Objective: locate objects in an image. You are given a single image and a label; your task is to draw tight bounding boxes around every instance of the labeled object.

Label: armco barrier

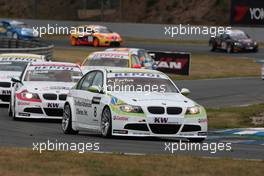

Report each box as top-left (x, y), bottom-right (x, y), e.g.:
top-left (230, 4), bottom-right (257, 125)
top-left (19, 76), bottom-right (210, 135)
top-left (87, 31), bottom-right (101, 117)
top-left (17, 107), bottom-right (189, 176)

top-left (0, 38), bottom-right (54, 60)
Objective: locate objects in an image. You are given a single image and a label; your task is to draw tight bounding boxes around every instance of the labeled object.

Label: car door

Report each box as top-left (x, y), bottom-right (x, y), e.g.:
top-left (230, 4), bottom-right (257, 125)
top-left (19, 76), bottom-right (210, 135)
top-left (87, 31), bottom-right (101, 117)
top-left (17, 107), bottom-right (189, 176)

top-left (88, 71), bottom-right (104, 126)
top-left (71, 71), bottom-right (97, 127)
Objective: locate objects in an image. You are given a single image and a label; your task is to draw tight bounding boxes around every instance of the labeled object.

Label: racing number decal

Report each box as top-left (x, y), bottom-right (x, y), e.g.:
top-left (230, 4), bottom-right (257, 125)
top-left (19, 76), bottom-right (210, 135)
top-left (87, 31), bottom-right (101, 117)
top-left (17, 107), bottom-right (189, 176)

top-left (94, 107), bottom-right (97, 117)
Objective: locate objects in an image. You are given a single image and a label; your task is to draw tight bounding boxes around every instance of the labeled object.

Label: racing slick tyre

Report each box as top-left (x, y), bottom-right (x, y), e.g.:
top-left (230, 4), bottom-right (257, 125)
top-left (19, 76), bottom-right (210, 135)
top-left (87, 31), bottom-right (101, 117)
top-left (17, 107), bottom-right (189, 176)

top-left (100, 107), bottom-right (112, 137)
top-left (226, 44), bottom-right (233, 53)
top-left (70, 37), bottom-right (78, 46)
top-left (187, 138), bottom-right (205, 143)
top-left (93, 38), bottom-right (100, 47)
top-left (62, 104), bottom-right (79, 134)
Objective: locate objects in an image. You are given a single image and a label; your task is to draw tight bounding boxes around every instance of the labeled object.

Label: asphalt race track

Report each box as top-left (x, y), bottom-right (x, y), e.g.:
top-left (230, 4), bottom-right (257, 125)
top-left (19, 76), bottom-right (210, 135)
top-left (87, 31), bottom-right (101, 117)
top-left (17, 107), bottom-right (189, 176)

top-left (49, 38), bottom-right (264, 60)
top-left (0, 104), bottom-right (264, 160)
top-left (1, 37), bottom-right (263, 160)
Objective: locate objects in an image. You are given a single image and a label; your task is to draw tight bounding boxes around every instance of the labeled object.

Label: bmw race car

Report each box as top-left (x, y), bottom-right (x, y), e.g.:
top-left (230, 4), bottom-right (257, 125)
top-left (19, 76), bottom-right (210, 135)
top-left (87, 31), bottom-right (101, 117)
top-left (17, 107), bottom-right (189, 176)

top-left (81, 51), bottom-right (142, 73)
top-left (62, 68), bottom-right (207, 142)
top-left (9, 62), bottom-right (82, 120)
top-left (209, 29), bottom-right (258, 53)
top-left (0, 20), bottom-right (39, 40)
top-left (70, 25), bottom-right (122, 47)
top-left (0, 53), bottom-right (45, 105)
top-left (105, 48), bottom-right (157, 70)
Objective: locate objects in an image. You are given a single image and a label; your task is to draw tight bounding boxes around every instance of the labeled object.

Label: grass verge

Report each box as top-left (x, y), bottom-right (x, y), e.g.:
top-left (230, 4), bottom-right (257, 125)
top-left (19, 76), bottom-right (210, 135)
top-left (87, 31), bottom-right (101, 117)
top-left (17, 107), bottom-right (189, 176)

top-left (54, 47), bottom-right (261, 80)
top-left (0, 148), bottom-right (263, 176)
top-left (207, 104), bottom-right (264, 129)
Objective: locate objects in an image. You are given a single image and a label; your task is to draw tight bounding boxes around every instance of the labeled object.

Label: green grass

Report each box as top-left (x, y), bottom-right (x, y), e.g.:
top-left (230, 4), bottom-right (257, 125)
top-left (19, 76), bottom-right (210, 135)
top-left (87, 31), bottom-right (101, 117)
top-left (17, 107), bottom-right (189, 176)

top-left (0, 148), bottom-right (263, 176)
top-left (207, 104), bottom-right (264, 129)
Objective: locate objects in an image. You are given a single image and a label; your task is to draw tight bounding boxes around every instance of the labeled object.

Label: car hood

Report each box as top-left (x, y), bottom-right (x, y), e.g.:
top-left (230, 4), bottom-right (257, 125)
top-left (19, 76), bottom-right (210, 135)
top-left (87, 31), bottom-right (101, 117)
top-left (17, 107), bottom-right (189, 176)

top-left (23, 82), bottom-right (76, 94)
top-left (0, 71), bottom-right (21, 82)
top-left (236, 39), bottom-right (254, 44)
top-left (109, 92), bottom-right (196, 107)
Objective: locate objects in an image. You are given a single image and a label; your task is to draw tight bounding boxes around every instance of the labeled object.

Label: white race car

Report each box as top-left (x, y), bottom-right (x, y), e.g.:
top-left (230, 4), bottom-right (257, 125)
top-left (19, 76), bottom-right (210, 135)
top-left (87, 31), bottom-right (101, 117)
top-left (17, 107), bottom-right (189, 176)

top-left (0, 53), bottom-right (45, 105)
top-left (9, 62), bottom-right (82, 120)
top-left (62, 68), bottom-right (207, 142)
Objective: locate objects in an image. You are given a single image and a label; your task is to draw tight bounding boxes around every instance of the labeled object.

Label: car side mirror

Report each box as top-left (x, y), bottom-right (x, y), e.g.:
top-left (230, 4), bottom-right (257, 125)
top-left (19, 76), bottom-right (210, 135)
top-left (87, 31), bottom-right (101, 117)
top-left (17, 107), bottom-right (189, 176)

top-left (87, 86), bottom-right (104, 94)
top-left (11, 77), bottom-right (22, 85)
top-left (180, 88), bottom-right (190, 96)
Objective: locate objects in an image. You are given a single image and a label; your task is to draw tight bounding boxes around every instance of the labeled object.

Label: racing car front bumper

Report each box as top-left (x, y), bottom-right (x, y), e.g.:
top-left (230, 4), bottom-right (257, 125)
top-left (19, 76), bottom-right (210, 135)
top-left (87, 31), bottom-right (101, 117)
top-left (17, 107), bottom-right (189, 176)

top-left (14, 95), bottom-right (67, 119)
top-left (110, 107), bottom-right (207, 139)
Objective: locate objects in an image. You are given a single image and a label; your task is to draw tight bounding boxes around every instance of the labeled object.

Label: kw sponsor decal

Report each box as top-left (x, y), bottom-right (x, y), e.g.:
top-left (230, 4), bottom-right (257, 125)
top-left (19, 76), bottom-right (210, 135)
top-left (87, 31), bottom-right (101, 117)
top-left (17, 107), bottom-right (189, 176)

top-left (47, 103), bottom-right (59, 108)
top-left (76, 108), bottom-right (88, 116)
top-left (154, 117), bottom-right (168, 123)
top-left (92, 97), bottom-right (101, 105)
top-left (1, 90), bottom-right (11, 95)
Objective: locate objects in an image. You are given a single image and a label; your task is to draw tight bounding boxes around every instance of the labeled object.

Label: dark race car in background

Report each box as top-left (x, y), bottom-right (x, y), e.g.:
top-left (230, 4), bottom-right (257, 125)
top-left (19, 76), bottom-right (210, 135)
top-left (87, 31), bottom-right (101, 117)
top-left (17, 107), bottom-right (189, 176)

top-left (209, 29), bottom-right (258, 53)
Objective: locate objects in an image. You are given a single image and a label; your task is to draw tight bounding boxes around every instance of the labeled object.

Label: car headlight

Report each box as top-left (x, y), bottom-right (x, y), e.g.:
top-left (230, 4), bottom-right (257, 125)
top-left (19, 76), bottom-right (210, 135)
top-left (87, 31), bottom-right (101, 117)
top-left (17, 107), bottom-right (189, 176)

top-left (119, 105), bottom-right (143, 113)
top-left (186, 105), bottom-right (200, 115)
top-left (234, 42), bottom-right (241, 46)
top-left (22, 92), bottom-right (40, 100)
top-left (254, 41), bottom-right (258, 45)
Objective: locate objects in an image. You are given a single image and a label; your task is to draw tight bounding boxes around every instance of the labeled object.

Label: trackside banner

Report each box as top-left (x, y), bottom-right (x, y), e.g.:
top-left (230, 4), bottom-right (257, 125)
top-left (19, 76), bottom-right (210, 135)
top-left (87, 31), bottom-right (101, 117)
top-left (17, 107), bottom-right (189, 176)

top-left (230, 0), bottom-right (264, 26)
top-left (148, 51), bottom-right (190, 75)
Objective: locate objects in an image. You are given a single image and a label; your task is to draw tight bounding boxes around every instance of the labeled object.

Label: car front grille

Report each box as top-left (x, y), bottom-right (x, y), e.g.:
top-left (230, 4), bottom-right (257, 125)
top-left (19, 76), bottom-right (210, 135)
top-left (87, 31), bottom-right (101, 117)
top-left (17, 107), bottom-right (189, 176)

top-left (147, 106), bottom-right (165, 114)
top-left (149, 124), bottom-right (181, 134)
top-left (43, 94), bottom-right (57, 100)
top-left (0, 95), bottom-right (10, 102)
top-left (44, 108), bottom-right (63, 116)
top-left (167, 107), bottom-right (182, 115)
top-left (59, 94), bottom-right (67, 101)
top-left (24, 108), bottom-right (43, 114)
top-left (124, 123), bottom-right (149, 131)
top-left (0, 82), bottom-right (11, 88)
top-left (181, 125), bottom-right (201, 132)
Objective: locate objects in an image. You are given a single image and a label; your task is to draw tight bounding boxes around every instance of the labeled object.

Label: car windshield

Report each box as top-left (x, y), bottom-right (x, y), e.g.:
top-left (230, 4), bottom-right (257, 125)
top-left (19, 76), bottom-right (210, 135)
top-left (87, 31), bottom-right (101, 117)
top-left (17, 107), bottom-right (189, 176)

top-left (107, 72), bottom-right (178, 93)
top-left (84, 58), bottom-right (128, 67)
top-left (230, 32), bottom-right (249, 40)
top-left (0, 61), bottom-right (28, 71)
top-left (10, 22), bottom-right (29, 28)
top-left (94, 27), bottom-right (112, 33)
top-left (24, 70), bottom-right (82, 82)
